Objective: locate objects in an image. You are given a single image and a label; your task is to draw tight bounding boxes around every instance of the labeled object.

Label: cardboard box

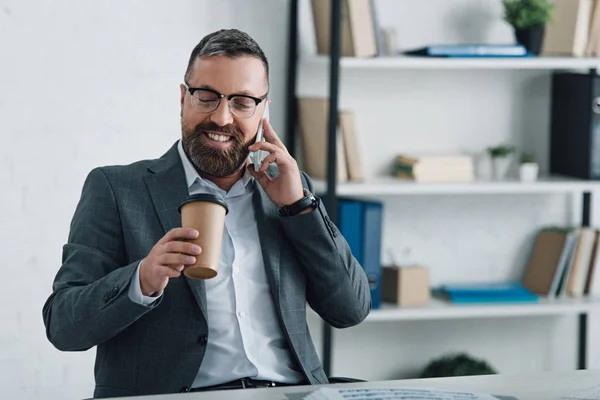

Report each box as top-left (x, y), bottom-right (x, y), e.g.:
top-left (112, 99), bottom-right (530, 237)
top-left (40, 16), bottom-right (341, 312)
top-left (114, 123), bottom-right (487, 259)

top-left (382, 266), bottom-right (430, 306)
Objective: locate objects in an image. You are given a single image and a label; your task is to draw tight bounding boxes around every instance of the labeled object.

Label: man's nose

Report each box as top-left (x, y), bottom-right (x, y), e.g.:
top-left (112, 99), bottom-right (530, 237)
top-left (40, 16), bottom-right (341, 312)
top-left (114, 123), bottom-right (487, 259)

top-left (209, 100), bottom-right (234, 126)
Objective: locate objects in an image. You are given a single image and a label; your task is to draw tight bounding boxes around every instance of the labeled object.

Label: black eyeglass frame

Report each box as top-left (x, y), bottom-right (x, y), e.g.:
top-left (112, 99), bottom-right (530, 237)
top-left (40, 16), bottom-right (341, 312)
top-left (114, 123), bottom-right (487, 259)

top-left (183, 82), bottom-right (268, 109)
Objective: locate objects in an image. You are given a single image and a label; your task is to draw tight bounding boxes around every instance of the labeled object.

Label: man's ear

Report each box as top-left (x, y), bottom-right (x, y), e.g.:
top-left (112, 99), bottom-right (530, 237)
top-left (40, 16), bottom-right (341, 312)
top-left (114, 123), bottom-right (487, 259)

top-left (179, 84), bottom-right (186, 117)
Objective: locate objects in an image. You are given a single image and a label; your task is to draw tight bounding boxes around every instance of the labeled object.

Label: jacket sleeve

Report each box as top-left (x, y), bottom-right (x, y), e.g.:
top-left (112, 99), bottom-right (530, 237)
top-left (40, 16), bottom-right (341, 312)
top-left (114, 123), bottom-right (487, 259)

top-left (42, 168), bottom-right (162, 351)
top-left (278, 172), bottom-right (371, 328)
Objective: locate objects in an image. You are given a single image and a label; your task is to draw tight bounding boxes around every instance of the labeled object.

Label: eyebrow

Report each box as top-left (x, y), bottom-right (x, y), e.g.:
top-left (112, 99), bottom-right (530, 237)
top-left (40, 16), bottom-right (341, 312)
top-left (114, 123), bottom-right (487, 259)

top-left (196, 84), bottom-right (258, 97)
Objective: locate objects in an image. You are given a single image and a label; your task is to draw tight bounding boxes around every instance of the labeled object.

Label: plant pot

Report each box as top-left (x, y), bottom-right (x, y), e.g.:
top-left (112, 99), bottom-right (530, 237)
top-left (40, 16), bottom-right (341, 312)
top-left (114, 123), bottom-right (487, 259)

top-left (514, 25), bottom-right (545, 55)
top-left (519, 162), bottom-right (539, 182)
top-left (491, 156), bottom-right (512, 180)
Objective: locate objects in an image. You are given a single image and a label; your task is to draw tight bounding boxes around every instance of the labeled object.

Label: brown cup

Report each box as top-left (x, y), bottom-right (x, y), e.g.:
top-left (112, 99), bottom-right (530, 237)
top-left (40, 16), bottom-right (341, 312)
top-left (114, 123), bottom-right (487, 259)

top-left (178, 194), bottom-right (228, 279)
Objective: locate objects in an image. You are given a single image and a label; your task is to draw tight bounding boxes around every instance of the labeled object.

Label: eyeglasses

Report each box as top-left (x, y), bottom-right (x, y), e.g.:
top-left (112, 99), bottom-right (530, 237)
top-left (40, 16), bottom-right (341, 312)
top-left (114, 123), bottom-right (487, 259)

top-left (183, 83), bottom-right (268, 119)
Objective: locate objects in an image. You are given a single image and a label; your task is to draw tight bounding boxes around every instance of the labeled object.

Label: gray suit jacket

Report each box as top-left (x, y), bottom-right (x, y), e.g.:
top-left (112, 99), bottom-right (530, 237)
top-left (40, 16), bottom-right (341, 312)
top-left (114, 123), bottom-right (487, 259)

top-left (42, 142), bottom-right (371, 398)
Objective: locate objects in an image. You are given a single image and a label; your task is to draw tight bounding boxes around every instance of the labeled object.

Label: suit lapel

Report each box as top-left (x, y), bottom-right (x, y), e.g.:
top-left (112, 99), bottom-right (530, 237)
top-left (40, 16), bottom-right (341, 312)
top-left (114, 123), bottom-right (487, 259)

top-left (143, 142), bottom-right (208, 320)
top-left (253, 182), bottom-right (282, 301)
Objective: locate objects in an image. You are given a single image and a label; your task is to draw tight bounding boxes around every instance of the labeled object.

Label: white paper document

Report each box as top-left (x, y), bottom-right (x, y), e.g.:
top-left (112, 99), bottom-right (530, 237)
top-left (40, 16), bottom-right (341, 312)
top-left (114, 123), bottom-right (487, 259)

top-left (303, 386), bottom-right (514, 400)
top-left (563, 384), bottom-right (600, 400)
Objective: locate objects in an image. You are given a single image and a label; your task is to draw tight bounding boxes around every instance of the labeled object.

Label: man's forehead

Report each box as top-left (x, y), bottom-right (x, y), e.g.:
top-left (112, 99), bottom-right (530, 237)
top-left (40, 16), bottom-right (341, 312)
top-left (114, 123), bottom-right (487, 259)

top-left (187, 56), bottom-right (268, 95)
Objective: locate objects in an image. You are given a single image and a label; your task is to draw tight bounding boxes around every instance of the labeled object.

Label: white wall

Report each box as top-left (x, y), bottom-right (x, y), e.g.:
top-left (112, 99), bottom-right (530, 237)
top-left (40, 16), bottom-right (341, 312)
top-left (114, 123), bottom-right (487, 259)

top-left (0, 1), bottom-right (288, 399)
top-left (297, 0), bottom-right (600, 381)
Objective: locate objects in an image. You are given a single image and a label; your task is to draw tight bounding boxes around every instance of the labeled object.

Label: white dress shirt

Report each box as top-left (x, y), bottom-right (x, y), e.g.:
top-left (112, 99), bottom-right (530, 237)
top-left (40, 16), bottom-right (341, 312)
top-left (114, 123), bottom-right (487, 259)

top-left (128, 140), bottom-right (305, 387)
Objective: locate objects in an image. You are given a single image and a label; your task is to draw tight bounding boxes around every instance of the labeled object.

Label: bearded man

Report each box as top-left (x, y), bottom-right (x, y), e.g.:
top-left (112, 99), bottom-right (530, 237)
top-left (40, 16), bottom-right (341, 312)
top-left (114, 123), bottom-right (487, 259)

top-left (42, 28), bottom-right (370, 399)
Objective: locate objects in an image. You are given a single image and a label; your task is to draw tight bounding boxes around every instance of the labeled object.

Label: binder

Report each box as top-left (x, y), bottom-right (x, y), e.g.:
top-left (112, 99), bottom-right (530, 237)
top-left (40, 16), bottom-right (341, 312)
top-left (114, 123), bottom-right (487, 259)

top-left (549, 73), bottom-right (600, 179)
top-left (337, 198), bottom-right (383, 309)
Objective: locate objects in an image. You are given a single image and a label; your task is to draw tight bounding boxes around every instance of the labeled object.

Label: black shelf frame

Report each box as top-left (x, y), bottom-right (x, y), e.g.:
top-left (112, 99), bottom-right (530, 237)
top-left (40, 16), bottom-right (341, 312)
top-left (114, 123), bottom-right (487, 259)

top-left (285, 0), bottom-right (590, 377)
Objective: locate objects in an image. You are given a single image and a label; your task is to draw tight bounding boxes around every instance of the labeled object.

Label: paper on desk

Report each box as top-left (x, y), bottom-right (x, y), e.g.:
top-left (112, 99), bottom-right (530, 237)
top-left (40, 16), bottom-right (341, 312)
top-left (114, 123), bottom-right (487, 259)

top-left (303, 386), bottom-right (515, 400)
top-left (563, 384), bottom-right (600, 399)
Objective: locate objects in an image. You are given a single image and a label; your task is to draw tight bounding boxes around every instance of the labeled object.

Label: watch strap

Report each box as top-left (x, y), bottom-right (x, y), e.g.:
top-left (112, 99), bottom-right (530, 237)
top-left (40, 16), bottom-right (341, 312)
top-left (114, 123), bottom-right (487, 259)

top-left (279, 189), bottom-right (318, 217)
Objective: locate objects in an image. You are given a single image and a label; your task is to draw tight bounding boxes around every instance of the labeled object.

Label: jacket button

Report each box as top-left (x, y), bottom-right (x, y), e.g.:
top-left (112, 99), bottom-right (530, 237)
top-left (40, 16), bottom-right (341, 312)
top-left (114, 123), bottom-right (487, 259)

top-left (199, 334), bottom-right (208, 345)
top-left (179, 387), bottom-right (190, 393)
top-left (103, 286), bottom-right (120, 303)
top-left (325, 216), bottom-right (338, 237)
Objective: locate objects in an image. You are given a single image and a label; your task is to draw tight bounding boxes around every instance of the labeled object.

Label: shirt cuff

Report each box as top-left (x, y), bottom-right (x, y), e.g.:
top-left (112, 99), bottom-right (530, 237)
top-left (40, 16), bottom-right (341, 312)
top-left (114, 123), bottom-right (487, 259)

top-left (128, 261), bottom-right (163, 306)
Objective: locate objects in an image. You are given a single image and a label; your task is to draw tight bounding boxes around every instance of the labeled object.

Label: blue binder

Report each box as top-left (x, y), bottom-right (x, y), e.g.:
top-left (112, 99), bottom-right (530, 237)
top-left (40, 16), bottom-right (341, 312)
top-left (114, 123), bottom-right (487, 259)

top-left (338, 199), bottom-right (383, 309)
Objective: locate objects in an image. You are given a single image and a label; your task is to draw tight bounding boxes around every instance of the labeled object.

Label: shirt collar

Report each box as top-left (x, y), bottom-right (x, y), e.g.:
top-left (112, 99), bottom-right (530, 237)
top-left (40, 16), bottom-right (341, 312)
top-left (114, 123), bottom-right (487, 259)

top-left (177, 139), bottom-right (253, 194)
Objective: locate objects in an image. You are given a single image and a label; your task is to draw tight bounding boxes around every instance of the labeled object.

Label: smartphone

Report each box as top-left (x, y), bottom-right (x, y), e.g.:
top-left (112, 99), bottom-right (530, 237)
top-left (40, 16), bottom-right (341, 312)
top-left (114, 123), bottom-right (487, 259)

top-left (250, 102), bottom-right (270, 171)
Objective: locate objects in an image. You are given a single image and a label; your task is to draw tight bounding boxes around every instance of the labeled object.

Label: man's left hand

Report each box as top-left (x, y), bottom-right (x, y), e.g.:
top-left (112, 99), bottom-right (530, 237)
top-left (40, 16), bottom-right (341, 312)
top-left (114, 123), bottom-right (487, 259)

top-left (247, 118), bottom-right (305, 208)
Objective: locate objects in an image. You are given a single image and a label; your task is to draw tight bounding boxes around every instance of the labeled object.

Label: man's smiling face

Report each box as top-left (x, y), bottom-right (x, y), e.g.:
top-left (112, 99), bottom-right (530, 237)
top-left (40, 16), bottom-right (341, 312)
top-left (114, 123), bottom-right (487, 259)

top-left (180, 55), bottom-right (269, 178)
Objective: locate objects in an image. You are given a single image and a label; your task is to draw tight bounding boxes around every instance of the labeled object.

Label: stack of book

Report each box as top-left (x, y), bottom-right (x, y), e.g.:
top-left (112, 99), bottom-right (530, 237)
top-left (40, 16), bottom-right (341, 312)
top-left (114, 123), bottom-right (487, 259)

top-left (297, 97), bottom-right (366, 182)
top-left (522, 226), bottom-right (600, 298)
top-left (394, 154), bottom-right (475, 182)
top-left (310, 0), bottom-right (381, 58)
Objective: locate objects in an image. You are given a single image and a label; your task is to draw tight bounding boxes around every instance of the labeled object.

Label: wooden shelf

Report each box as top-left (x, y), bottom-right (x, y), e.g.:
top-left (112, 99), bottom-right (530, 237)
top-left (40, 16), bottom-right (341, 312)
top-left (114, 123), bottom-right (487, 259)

top-left (361, 297), bottom-right (600, 322)
top-left (312, 176), bottom-right (600, 197)
top-left (302, 55), bottom-right (600, 70)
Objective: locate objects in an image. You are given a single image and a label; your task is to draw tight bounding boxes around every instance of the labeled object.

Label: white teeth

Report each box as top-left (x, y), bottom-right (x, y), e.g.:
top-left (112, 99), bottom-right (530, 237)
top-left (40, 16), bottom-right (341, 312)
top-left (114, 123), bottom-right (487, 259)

top-left (207, 133), bottom-right (231, 142)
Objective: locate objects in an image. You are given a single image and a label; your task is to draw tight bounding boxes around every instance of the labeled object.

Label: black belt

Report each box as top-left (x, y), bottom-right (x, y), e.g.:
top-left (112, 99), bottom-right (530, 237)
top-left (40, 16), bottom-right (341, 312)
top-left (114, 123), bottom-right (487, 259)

top-left (190, 377), bottom-right (302, 392)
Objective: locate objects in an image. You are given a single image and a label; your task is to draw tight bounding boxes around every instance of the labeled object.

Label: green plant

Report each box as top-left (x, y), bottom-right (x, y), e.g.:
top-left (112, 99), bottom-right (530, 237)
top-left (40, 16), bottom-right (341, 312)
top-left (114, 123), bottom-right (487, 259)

top-left (519, 152), bottom-right (536, 164)
top-left (502, 0), bottom-right (554, 29)
top-left (487, 145), bottom-right (516, 158)
top-left (420, 353), bottom-right (497, 378)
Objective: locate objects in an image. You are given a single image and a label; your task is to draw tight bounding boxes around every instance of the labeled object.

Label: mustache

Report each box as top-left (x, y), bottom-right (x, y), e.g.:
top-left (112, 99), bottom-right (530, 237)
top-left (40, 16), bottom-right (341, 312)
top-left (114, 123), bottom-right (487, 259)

top-left (193, 121), bottom-right (243, 140)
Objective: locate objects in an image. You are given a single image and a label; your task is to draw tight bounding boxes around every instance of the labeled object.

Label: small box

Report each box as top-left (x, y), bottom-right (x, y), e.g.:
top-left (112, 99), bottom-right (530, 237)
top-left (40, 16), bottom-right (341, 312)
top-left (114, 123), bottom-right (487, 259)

top-left (382, 266), bottom-right (430, 306)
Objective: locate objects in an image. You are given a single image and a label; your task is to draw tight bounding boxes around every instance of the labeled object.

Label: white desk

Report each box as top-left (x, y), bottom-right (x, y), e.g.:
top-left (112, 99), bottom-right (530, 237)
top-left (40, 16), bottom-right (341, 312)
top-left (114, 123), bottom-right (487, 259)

top-left (119, 369), bottom-right (600, 400)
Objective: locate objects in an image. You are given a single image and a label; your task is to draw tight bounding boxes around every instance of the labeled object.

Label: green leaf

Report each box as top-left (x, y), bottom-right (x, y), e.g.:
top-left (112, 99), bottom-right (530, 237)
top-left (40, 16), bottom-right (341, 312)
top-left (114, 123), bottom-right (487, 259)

top-left (502, 0), bottom-right (554, 29)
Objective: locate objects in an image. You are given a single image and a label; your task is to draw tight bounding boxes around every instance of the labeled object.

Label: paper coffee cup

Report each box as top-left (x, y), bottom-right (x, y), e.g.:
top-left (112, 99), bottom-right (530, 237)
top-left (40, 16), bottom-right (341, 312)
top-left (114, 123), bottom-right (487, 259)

top-left (178, 194), bottom-right (228, 279)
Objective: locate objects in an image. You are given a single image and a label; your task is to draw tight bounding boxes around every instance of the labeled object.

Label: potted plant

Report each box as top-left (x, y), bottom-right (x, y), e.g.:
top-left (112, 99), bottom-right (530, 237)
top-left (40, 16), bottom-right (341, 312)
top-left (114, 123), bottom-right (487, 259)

top-left (487, 144), bottom-right (515, 180)
top-left (519, 152), bottom-right (539, 182)
top-left (502, 0), bottom-right (554, 55)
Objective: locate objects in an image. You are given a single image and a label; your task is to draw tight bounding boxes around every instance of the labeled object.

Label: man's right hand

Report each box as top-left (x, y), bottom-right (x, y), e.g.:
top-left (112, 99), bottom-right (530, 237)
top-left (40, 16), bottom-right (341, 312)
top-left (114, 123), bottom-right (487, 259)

top-left (139, 228), bottom-right (201, 297)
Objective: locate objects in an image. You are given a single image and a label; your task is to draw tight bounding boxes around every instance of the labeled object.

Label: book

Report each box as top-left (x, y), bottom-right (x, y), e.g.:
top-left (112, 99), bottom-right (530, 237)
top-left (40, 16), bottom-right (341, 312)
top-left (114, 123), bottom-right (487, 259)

top-left (338, 110), bottom-right (366, 181)
top-left (311, 0), bottom-right (378, 57)
top-left (402, 44), bottom-right (530, 58)
top-left (542, 0), bottom-right (595, 57)
top-left (522, 227), bottom-right (575, 296)
top-left (297, 97), bottom-right (348, 182)
top-left (435, 282), bottom-right (539, 304)
top-left (395, 154), bottom-right (474, 182)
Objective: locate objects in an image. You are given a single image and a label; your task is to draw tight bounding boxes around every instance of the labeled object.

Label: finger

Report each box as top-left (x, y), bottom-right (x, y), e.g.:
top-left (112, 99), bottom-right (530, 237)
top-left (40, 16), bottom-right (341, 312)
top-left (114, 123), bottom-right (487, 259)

top-left (159, 253), bottom-right (196, 266)
top-left (159, 227), bottom-right (199, 244)
top-left (164, 241), bottom-right (202, 256)
top-left (248, 140), bottom-right (281, 155)
top-left (260, 153), bottom-right (278, 172)
top-left (158, 265), bottom-right (182, 279)
top-left (247, 164), bottom-right (273, 189)
top-left (262, 119), bottom-right (287, 151)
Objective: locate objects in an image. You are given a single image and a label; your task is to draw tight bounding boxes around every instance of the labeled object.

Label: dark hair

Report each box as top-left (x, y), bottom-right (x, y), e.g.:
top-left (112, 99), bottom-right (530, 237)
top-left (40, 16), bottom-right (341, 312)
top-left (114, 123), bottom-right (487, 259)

top-left (184, 29), bottom-right (269, 84)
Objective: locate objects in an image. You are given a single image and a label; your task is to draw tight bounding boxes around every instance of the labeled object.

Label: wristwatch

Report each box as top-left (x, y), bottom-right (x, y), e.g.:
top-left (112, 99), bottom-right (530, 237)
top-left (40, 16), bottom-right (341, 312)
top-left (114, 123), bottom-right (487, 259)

top-left (278, 188), bottom-right (319, 217)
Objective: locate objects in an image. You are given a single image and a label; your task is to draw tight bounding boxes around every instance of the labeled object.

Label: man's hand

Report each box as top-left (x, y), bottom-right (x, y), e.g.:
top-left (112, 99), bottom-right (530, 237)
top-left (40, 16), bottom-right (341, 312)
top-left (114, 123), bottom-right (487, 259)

top-left (139, 228), bottom-right (201, 296)
top-left (247, 118), bottom-right (305, 208)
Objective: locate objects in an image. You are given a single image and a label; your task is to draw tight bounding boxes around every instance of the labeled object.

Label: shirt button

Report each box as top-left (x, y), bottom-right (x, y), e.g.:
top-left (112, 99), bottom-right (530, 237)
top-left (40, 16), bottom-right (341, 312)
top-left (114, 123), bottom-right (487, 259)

top-left (234, 267), bottom-right (240, 274)
top-left (179, 387), bottom-right (190, 393)
top-left (199, 334), bottom-right (208, 345)
top-left (238, 311), bottom-right (246, 318)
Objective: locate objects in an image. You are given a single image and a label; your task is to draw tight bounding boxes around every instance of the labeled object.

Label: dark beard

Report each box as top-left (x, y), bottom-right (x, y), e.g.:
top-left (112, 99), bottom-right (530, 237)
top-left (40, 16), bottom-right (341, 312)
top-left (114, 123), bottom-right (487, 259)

top-left (181, 120), bottom-right (252, 177)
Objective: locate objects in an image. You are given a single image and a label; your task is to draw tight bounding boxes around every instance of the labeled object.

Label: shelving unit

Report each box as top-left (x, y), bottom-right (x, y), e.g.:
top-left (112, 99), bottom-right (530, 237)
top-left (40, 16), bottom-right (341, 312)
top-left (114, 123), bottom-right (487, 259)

top-left (301, 55), bottom-right (600, 70)
top-left (310, 296), bottom-right (600, 322)
top-left (285, 0), bottom-right (600, 378)
top-left (312, 176), bottom-right (600, 196)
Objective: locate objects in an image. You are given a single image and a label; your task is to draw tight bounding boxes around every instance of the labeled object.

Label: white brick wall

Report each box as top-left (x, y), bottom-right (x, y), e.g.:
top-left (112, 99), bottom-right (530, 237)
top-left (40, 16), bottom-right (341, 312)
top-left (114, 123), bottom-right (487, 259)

top-left (0, 1), bottom-right (288, 398)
